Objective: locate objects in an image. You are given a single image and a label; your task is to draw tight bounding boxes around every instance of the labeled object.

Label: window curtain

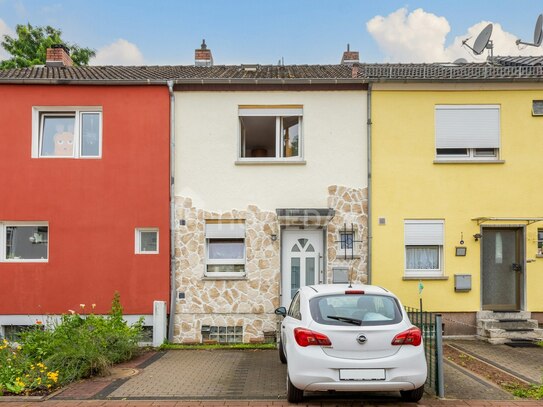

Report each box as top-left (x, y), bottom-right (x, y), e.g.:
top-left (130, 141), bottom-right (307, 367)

top-left (406, 246), bottom-right (439, 269)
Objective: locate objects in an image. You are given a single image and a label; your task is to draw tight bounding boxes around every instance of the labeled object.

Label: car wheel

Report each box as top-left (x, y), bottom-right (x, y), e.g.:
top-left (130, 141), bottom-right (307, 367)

top-left (278, 340), bottom-right (287, 364)
top-left (286, 373), bottom-right (303, 403)
top-left (400, 385), bottom-right (425, 402)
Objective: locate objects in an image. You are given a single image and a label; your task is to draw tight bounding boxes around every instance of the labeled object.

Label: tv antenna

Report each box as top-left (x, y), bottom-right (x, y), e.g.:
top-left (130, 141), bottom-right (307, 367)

top-left (516, 14), bottom-right (543, 47)
top-left (462, 23), bottom-right (494, 58)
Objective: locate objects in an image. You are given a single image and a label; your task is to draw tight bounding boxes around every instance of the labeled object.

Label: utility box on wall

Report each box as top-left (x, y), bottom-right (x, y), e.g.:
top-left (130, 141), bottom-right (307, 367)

top-left (454, 274), bottom-right (472, 292)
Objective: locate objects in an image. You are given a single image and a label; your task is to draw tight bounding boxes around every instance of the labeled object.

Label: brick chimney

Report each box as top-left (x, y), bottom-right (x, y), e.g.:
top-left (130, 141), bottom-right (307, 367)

top-left (46, 44), bottom-right (73, 67)
top-left (341, 44), bottom-right (359, 65)
top-left (195, 39), bottom-right (213, 67)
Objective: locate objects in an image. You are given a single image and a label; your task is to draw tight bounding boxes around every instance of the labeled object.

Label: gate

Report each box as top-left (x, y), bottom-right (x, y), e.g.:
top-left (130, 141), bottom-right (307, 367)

top-left (405, 306), bottom-right (444, 398)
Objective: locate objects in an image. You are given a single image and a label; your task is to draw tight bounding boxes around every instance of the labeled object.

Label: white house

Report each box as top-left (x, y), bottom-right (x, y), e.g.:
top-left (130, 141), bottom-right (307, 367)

top-left (170, 44), bottom-right (369, 343)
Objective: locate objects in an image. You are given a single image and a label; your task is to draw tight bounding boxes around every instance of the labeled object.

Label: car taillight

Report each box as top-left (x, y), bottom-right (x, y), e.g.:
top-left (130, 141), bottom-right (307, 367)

top-left (391, 327), bottom-right (422, 346)
top-left (294, 327), bottom-right (332, 347)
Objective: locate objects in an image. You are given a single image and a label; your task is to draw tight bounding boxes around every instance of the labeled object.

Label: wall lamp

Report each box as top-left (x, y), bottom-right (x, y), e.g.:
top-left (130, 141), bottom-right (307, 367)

top-left (473, 233), bottom-right (482, 241)
top-left (270, 234), bottom-right (278, 242)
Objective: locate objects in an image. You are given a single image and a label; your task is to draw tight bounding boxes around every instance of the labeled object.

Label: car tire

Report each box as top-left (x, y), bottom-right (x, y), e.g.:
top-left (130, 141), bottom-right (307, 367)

top-left (400, 385), bottom-right (425, 402)
top-left (278, 340), bottom-right (287, 364)
top-left (286, 373), bottom-right (303, 403)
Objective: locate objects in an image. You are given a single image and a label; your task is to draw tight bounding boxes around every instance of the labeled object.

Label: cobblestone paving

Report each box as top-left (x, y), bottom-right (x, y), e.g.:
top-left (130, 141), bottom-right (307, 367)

top-left (448, 340), bottom-right (543, 384)
top-left (107, 350), bottom-right (287, 399)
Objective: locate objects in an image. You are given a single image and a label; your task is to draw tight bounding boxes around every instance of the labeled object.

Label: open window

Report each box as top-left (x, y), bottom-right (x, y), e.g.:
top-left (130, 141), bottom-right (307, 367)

top-left (238, 105), bottom-right (302, 161)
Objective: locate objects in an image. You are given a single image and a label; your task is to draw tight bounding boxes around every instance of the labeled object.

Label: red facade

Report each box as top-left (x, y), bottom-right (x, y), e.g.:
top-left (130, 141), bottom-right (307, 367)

top-left (0, 85), bottom-right (170, 316)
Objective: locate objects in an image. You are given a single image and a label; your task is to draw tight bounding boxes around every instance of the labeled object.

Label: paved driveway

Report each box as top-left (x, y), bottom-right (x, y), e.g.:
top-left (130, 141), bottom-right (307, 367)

top-left (108, 350), bottom-right (287, 399)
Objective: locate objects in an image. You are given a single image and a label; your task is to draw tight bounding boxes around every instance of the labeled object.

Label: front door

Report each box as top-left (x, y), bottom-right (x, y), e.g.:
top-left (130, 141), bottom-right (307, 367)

top-left (482, 227), bottom-right (524, 311)
top-left (281, 230), bottom-right (323, 308)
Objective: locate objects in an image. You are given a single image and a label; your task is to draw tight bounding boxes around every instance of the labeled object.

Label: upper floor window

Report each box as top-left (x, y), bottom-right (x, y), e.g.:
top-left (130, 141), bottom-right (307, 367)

top-left (435, 105), bottom-right (500, 161)
top-left (404, 220), bottom-right (444, 277)
top-left (238, 105), bottom-right (302, 161)
top-left (32, 107), bottom-right (102, 158)
top-left (0, 222), bottom-right (49, 262)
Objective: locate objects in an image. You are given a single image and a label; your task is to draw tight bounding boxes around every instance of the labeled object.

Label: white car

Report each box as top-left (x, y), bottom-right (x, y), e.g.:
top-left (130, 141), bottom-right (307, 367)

top-left (275, 284), bottom-right (427, 403)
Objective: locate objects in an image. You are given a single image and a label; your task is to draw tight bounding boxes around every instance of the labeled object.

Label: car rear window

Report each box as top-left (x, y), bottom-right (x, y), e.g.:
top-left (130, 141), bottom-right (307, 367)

top-left (309, 294), bottom-right (403, 326)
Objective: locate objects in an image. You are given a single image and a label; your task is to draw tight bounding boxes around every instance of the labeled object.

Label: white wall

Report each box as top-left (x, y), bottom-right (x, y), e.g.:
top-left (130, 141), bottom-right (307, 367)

top-left (175, 91), bottom-right (367, 211)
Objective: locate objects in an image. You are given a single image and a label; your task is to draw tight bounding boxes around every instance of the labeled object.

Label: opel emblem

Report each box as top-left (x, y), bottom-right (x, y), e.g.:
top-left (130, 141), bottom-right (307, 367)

top-left (356, 334), bottom-right (367, 344)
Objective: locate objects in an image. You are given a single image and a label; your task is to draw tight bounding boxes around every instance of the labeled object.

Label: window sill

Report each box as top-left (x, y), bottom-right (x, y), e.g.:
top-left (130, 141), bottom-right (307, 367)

top-left (403, 276), bottom-right (449, 281)
top-left (433, 159), bottom-right (505, 164)
top-left (235, 159), bottom-right (306, 166)
top-left (336, 254), bottom-right (361, 260)
top-left (536, 254), bottom-right (543, 258)
top-left (202, 275), bottom-right (247, 281)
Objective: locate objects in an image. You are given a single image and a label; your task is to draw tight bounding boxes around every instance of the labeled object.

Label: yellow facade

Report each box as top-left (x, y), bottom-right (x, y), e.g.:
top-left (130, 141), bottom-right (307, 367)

top-left (371, 84), bottom-right (543, 313)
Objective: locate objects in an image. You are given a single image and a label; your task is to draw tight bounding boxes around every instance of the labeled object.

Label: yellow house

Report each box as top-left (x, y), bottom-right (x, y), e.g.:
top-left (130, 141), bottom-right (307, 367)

top-left (368, 58), bottom-right (543, 342)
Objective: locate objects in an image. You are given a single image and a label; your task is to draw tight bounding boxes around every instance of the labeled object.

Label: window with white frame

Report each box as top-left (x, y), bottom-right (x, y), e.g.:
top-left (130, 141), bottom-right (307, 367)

top-left (205, 221), bottom-right (246, 276)
top-left (135, 228), bottom-right (159, 254)
top-left (435, 105), bottom-right (500, 160)
top-left (0, 222), bottom-right (49, 262)
top-left (33, 107), bottom-right (102, 158)
top-left (238, 105), bottom-right (302, 160)
top-left (404, 220), bottom-right (444, 277)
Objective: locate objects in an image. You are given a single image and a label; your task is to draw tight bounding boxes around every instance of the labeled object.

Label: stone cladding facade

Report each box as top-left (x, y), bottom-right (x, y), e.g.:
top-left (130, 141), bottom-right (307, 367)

top-left (172, 185), bottom-right (368, 343)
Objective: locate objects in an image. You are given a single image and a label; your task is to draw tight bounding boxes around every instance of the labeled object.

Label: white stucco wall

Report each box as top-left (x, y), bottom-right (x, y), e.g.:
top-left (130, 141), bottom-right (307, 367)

top-left (175, 90), bottom-right (367, 211)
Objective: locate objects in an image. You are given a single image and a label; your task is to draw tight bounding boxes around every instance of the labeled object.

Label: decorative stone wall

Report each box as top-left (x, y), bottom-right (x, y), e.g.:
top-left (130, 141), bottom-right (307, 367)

top-left (173, 185), bottom-right (368, 343)
top-left (326, 185), bottom-right (369, 284)
top-left (173, 197), bottom-right (280, 343)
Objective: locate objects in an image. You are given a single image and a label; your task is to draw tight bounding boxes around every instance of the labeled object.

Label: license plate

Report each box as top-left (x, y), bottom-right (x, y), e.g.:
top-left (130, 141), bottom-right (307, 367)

top-left (339, 369), bottom-right (386, 381)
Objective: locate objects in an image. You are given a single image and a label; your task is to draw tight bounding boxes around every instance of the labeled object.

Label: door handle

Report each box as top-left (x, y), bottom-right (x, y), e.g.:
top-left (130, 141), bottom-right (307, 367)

top-left (318, 252), bottom-right (324, 284)
top-left (512, 263), bottom-right (522, 272)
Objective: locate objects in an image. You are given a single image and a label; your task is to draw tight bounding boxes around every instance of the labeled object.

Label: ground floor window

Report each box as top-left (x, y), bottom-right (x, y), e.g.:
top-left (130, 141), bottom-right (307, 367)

top-left (205, 220), bottom-right (246, 277)
top-left (0, 222), bottom-right (49, 262)
top-left (404, 220), bottom-right (444, 277)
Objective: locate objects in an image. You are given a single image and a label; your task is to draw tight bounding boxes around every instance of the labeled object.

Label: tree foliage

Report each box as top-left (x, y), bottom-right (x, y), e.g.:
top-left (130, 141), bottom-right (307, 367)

top-left (0, 23), bottom-right (95, 69)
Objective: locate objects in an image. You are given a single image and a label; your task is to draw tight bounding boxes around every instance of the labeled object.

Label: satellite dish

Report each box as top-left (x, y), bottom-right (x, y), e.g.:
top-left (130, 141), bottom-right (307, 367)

top-left (516, 14), bottom-right (543, 47)
top-left (462, 24), bottom-right (494, 59)
top-left (453, 58), bottom-right (468, 64)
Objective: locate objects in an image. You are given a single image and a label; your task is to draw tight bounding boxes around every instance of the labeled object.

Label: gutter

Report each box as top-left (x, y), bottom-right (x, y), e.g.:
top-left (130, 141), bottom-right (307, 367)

top-left (166, 80), bottom-right (177, 342)
top-left (366, 84), bottom-right (373, 284)
top-left (0, 79), bottom-right (166, 85)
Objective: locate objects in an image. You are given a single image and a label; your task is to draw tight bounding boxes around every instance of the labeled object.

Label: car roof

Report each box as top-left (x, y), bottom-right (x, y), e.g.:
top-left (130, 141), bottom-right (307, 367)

top-left (300, 284), bottom-right (393, 298)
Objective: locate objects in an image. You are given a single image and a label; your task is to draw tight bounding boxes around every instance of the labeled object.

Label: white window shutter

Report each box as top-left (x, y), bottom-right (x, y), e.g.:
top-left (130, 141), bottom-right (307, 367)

top-left (205, 223), bottom-right (245, 238)
top-left (405, 220), bottom-right (444, 245)
top-left (238, 108), bottom-right (303, 116)
top-left (435, 105), bottom-right (500, 149)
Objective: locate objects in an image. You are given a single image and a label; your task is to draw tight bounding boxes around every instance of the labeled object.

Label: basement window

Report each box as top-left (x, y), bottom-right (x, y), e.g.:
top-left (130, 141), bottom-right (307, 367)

top-left (201, 325), bottom-right (243, 343)
top-left (238, 105), bottom-right (302, 161)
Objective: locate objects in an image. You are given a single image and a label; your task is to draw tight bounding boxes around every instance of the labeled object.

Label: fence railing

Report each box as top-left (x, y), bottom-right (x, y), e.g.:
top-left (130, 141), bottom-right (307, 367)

top-left (405, 306), bottom-right (444, 398)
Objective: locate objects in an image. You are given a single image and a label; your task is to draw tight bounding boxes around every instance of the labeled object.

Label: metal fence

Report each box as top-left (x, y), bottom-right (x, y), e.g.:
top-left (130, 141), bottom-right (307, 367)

top-left (405, 306), bottom-right (444, 398)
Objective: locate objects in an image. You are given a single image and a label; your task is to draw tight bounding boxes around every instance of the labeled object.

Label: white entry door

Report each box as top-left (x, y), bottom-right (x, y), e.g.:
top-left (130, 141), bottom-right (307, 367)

top-left (281, 230), bottom-right (323, 308)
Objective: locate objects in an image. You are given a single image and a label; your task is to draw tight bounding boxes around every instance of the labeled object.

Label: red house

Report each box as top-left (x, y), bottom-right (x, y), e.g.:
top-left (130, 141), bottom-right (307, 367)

top-left (0, 48), bottom-right (171, 339)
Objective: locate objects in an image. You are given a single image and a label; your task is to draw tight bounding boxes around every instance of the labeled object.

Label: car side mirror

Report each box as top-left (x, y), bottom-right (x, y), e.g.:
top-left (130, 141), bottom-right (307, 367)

top-left (275, 306), bottom-right (287, 317)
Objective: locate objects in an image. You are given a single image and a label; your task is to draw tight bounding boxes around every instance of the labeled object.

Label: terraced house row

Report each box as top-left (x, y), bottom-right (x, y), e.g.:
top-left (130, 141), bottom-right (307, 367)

top-left (1, 43), bottom-right (543, 344)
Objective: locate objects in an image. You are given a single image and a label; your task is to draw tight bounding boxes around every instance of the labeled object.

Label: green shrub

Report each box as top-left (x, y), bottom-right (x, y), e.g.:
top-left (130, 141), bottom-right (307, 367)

top-left (18, 292), bottom-right (143, 386)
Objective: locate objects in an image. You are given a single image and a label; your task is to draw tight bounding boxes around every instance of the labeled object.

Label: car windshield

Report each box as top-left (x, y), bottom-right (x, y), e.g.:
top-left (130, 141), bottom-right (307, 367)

top-left (309, 294), bottom-right (403, 326)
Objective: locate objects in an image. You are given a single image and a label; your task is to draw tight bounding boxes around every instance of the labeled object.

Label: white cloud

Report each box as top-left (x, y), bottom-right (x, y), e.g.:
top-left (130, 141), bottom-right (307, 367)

top-left (367, 8), bottom-right (450, 63)
top-left (90, 39), bottom-right (144, 66)
top-left (0, 18), bottom-right (14, 61)
top-left (367, 8), bottom-right (543, 63)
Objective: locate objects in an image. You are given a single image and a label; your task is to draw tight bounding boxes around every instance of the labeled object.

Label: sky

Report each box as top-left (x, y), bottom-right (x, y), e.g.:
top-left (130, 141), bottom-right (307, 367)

top-left (1, 0), bottom-right (543, 66)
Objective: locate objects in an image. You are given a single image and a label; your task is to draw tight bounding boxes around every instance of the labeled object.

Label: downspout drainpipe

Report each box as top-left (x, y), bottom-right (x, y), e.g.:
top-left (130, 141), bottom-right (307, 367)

top-left (167, 80), bottom-right (176, 342)
top-left (367, 83), bottom-right (373, 284)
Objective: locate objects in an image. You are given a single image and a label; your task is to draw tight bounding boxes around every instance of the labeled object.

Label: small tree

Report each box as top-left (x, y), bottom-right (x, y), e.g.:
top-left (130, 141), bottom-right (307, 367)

top-left (0, 23), bottom-right (95, 69)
